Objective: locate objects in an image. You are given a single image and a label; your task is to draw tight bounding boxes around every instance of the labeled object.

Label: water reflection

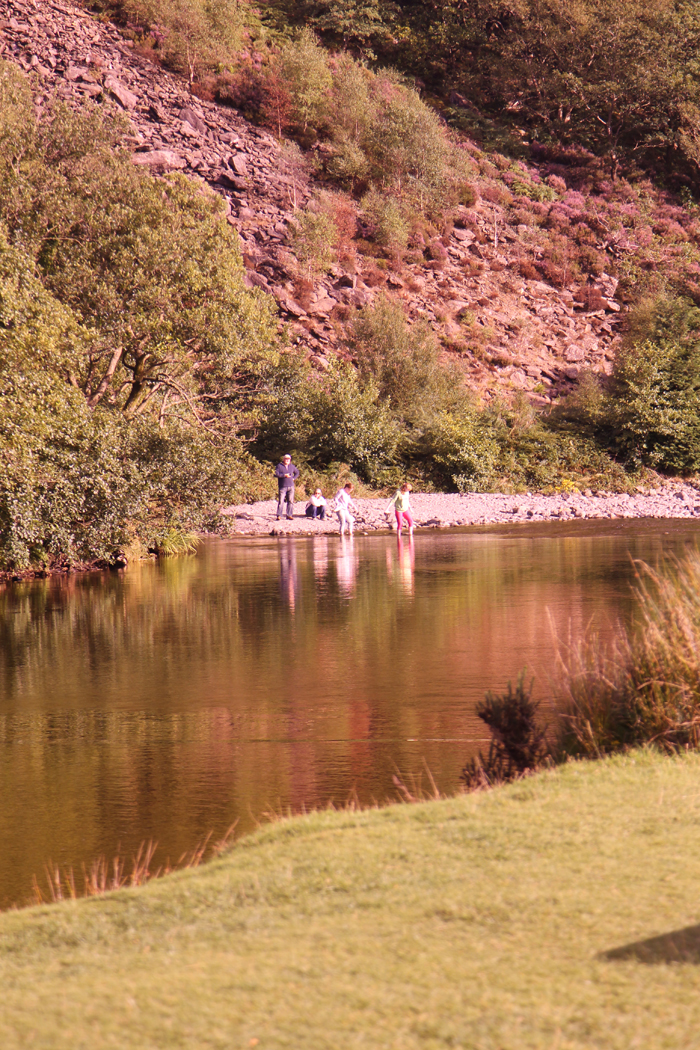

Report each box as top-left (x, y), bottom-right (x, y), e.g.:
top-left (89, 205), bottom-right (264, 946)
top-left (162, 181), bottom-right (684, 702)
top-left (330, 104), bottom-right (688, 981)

top-left (335, 536), bottom-right (358, 596)
top-left (396, 531), bottom-right (415, 596)
top-left (1, 520), bottom-right (699, 908)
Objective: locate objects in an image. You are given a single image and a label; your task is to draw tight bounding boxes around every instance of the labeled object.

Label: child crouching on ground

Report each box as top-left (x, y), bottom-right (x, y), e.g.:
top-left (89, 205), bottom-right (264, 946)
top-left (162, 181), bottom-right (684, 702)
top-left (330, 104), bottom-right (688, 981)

top-left (305, 489), bottom-right (327, 519)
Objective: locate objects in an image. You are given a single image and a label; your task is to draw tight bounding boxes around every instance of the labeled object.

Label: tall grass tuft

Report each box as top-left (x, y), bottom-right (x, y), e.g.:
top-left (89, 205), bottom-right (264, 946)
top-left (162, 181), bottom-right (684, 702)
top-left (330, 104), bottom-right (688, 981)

top-left (556, 553), bottom-right (700, 757)
top-left (29, 826), bottom-right (236, 908)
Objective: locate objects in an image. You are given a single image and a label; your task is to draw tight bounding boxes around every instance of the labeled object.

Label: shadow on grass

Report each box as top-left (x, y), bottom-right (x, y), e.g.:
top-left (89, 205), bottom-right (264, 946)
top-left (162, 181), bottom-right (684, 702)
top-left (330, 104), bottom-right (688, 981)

top-left (602, 924), bottom-right (700, 964)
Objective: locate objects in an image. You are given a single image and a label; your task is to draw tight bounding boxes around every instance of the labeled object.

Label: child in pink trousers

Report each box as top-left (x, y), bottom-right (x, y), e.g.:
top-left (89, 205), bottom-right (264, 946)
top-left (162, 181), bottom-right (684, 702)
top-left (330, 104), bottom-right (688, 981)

top-left (387, 483), bottom-right (414, 532)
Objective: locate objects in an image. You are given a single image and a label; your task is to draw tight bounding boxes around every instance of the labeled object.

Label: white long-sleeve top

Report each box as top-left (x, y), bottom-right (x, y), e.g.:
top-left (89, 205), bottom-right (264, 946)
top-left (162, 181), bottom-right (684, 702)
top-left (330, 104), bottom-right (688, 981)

top-left (335, 488), bottom-right (355, 512)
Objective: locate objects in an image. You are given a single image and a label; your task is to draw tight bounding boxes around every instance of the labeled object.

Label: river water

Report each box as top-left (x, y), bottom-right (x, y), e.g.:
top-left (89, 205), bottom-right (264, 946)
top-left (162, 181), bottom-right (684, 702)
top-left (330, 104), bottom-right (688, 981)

top-left (1, 520), bottom-right (698, 908)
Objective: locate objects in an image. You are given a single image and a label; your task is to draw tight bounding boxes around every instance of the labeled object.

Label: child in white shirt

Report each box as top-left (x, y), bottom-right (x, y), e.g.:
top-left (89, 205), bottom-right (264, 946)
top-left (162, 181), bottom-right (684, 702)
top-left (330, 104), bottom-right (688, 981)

top-left (334, 483), bottom-right (356, 535)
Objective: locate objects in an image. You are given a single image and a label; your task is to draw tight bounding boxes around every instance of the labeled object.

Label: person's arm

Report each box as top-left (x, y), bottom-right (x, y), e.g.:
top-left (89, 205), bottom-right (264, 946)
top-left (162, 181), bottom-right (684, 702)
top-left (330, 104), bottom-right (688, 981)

top-left (275, 464), bottom-right (286, 479)
top-left (291, 465), bottom-right (300, 480)
top-left (386, 492), bottom-right (397, 513)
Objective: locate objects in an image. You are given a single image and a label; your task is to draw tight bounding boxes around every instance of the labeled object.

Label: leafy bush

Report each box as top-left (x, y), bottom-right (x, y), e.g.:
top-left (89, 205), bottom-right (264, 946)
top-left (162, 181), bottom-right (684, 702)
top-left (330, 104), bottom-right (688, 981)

top-left (561, 297), bottom-right (700, 473)
top-left (359, 190), bottom-right (408, 256)
top-left (350, 296), bottom-right (462, 424)
top-left (288, 202), bottom-right (338, 273)
top-left (279, 28), bottom-right (332, 134)
top-left (254, 356), bottom-right (401, 482)
top-left (88, 0), bottom-right (250, 84)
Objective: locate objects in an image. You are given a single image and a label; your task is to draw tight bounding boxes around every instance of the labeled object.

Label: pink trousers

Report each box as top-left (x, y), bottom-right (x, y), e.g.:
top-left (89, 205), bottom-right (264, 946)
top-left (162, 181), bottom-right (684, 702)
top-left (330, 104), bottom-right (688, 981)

top-left (395, 509), bottom-right (414, 529)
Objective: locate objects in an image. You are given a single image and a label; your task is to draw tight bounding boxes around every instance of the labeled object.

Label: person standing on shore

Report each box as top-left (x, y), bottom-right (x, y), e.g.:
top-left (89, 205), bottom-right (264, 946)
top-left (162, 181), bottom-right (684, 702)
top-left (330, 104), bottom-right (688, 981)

top-left (387, 483), bottom-right (414, 533)
top-left (275, 454), bottom-right (300, 520)
top-left (335, 482), bottom-right (356, 535)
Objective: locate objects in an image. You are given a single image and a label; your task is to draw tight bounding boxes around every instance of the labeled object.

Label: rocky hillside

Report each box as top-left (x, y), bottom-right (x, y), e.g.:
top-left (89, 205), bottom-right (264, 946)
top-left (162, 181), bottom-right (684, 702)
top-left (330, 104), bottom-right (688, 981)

top-left (0, 0), bottom-right (628, 405)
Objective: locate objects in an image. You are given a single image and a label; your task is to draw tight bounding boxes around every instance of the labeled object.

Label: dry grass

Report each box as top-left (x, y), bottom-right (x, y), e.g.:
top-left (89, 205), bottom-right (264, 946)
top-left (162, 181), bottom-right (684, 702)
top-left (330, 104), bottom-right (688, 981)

top-left (555, 552), bottom-right (700, 757)
top-left (29, 826), bottom-right (237, 907)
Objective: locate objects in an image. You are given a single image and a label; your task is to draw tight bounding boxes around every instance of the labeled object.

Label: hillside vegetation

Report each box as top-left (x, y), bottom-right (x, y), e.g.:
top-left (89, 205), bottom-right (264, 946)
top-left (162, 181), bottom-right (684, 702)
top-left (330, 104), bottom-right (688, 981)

top-left (5, 0), bottom-right (700, 567)
top-left (2, 752), bottom-right (700, 1048)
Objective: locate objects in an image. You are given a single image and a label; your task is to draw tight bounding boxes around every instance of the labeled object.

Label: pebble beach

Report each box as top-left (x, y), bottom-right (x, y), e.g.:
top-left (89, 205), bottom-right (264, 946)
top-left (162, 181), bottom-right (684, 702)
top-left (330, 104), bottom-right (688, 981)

top-left (223, 484), bottom-right (700, 536)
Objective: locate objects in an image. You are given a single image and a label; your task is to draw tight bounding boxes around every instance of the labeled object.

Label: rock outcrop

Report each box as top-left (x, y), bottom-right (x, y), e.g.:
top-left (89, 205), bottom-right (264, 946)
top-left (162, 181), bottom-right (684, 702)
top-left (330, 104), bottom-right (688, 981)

top-left (0, 0), bottom-right (623, 402)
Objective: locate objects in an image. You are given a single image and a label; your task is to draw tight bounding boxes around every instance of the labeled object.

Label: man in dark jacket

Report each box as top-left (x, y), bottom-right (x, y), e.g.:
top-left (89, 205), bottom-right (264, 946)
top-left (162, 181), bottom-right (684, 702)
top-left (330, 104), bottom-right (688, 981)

top-left (275, 454), bottom-right (300, 520)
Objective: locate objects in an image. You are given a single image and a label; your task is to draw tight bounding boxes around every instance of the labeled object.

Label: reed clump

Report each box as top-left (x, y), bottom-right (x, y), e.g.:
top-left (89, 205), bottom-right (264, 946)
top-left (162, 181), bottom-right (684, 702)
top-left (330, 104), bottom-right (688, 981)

top-left (556, 552), bottom-right (700, 758)
top-left (30, 827), bottom-right (236, 907)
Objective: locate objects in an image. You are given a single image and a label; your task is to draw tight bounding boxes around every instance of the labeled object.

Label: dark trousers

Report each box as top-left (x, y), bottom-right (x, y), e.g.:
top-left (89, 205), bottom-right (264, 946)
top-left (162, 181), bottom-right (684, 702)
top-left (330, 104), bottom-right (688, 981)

top-left (277, 486), bottom-right (294, 518)
top-left (306, 505), bottom-right (326, 520)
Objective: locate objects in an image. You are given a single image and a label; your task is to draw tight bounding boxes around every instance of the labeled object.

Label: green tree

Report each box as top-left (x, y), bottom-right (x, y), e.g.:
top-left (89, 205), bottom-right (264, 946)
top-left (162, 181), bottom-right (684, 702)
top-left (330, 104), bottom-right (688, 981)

top-left (279, 28), bottom-right (333, 133)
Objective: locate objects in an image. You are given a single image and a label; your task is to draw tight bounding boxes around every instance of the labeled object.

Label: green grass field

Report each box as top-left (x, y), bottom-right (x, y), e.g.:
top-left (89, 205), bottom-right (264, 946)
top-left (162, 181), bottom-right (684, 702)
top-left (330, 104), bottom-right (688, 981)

top-left (2, 750), bottom-right (700, 1049)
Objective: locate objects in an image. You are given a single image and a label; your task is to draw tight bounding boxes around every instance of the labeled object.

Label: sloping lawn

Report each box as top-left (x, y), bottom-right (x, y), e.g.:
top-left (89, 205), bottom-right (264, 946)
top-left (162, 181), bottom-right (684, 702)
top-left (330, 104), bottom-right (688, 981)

top-left (2, 750), bottom-right (700, 1049)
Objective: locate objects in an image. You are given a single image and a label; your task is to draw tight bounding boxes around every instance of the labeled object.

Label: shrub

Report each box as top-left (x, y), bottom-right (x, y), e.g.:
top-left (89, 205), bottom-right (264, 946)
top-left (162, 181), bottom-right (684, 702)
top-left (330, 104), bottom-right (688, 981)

top-left (254, 356), bottom-right (401, 482)
top-left (350, 296), bottom-right (461, 424)
top-left (103, 0), bottom-right (248, 85)
top-left (424, 410), bottom-right (499, 491)
top-left (584, 297), bottom-right (700, 473)
top-left (460, 674), bottom-right (548, 789)
top-left (360, 189), bottom-right (408, 256)
top-left (288, 202), bottom-right (338, 273)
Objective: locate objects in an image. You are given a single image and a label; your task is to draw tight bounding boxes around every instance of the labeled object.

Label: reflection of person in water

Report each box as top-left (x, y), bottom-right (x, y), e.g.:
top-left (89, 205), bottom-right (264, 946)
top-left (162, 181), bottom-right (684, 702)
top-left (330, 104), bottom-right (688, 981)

top-left (312, 535), bottom-right (329, 581)
top-left (279, 538), bottom-right (298, 611)
top-left (305, 489), bottom-right (327, 520)
top-left (397, 530), bottom-right (415, 596)
top-left (335, 535), bottom-right (357, 596)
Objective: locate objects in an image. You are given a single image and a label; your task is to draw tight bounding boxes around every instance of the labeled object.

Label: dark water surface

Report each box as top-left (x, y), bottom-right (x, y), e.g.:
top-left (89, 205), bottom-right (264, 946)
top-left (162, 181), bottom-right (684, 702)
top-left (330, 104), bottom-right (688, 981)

top-left (1, 520), bottom-right (699, 908)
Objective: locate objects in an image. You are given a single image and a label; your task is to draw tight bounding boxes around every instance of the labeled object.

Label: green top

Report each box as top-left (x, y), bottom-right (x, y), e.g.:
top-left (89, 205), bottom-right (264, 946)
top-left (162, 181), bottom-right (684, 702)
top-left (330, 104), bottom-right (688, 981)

top-left (388, 490), bottom-right (410, 512)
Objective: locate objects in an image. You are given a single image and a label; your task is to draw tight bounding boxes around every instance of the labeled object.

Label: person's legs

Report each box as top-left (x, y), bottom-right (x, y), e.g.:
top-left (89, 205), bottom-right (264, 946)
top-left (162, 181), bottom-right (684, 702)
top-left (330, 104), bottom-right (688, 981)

top-left (395, 509), bottom-right (403, 531)
top-left (404, 510), bottom-right (414, 531)
top-left (277, 490), bottom-right (285, 519)
top-left (306, 505), bottom-right (314, 518)
top-left (347, 511), bottom-right (355, 534)
top-left (285, 486), bottom-right (294, 519)
top-left (318, 506), bottom-right (325, 520)
top-left (337, 509), bottom-right (347, 534)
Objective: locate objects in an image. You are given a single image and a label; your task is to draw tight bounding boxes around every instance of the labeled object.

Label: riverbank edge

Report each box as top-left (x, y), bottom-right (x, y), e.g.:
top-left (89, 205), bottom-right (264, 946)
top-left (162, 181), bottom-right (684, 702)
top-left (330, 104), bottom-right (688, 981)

top-left (4, 483), bottom-right (700, 582)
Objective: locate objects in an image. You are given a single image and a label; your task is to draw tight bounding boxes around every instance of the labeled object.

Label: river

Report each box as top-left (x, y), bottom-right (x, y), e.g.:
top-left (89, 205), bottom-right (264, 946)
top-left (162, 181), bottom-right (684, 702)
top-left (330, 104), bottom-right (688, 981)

top-left (1, 520), bottom-right (698, 908)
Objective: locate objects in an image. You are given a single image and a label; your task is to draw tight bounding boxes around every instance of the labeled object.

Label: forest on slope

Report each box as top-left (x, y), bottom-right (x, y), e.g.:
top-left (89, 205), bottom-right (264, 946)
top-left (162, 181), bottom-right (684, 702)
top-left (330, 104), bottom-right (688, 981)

top-left (4, 0), bottom-right (700, 570)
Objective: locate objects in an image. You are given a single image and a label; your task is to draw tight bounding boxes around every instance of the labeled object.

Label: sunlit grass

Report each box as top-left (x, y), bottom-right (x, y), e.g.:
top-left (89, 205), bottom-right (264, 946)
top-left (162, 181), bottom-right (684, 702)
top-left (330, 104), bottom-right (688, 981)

top-left (2, 752), bottom-right (700, 1048)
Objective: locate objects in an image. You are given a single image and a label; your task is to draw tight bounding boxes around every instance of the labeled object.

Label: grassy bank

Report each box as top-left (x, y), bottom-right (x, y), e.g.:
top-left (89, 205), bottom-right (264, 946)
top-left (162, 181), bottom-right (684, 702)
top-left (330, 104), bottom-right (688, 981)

top-left (2, 751), bottom-right (700, 1048)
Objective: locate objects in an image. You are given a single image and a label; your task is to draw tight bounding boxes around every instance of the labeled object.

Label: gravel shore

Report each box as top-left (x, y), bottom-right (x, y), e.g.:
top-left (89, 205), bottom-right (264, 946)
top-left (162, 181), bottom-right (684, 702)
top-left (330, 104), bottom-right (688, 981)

top-left (223, 484), bottom-right (700, 536)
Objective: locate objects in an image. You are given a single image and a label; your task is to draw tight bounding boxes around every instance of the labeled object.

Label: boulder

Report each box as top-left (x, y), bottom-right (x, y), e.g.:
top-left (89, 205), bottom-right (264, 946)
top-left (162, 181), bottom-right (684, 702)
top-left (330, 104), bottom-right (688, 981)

top-left (104, 75), bottom-right (137, 110)
top-left (229, 154), bottom-right (248, 177)
top-left (178, 106), bottom-right (207, 134)
top-left (131, 150), bottom-right (186, 170)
